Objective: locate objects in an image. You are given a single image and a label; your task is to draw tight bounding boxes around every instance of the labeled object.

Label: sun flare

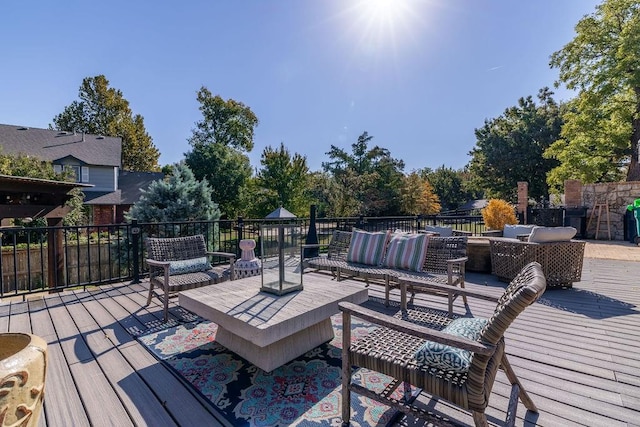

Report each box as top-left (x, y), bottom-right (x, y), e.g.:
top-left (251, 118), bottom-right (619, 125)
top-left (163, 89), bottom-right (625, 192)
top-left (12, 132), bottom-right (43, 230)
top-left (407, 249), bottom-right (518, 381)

top-left (348, 0), bottom-right (421, 51)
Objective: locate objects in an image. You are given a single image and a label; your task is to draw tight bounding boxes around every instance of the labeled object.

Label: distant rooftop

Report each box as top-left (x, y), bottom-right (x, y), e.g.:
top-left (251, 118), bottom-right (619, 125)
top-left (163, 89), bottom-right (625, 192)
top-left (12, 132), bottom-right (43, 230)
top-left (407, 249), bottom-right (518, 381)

top-left (0, 124), bottom-right (121, 167)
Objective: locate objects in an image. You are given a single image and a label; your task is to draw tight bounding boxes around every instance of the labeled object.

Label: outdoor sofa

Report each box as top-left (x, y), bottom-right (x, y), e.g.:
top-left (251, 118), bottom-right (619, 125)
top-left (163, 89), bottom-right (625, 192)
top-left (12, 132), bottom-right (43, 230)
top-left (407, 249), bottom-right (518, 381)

top-left (303, 229), bottom-right (468, 314)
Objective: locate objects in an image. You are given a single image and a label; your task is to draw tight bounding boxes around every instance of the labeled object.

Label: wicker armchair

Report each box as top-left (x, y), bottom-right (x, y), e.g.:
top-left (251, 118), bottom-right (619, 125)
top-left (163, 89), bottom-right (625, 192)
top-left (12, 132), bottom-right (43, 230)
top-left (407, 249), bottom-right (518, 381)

top-left (145, 235), bottom-right (235, 321)
top-left (339, 262), bottom-right (546, 427)
top-left (489, 237), bottom-right (585, 288)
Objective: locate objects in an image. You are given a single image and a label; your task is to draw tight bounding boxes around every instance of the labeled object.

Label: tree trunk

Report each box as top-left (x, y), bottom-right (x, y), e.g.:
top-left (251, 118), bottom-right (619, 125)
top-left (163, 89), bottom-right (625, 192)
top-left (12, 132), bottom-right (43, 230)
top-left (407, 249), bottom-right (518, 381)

top-left (626, 90), bottom-right (640, 182)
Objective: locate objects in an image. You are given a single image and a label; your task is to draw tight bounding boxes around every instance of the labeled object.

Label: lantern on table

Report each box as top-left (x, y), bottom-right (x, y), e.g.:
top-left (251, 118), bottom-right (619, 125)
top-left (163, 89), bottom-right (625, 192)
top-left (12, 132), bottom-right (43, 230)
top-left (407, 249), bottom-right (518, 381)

top-left (260, 207), bottom-right (303, 296)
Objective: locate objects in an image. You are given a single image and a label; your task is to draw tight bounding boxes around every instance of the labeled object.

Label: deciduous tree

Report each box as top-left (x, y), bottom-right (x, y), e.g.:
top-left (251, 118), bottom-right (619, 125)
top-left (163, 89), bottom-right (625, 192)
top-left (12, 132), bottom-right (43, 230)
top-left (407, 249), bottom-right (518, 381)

top-left (400, 172), bottom-right (441, 215)
top-left (468, 88), bottom-right (562, 201)
top-left (52, 75), bottom-right (160, 172)
top-left (254, 143), bottom-right (311, 217)
top-left (322, 132), bottom-right (405, 216)
top-left (185, 87), bottom-right (258, 217)
top-left (548, 0), bottom-right (640, 184)
top-left (421, 166), bottom-right (468, 211)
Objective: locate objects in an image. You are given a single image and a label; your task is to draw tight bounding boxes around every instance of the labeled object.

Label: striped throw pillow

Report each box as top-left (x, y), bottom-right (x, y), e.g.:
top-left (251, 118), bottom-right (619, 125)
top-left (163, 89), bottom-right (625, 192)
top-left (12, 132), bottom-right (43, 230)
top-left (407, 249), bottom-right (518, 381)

top-left (346, 229), bottom-right (389, 265)
top-left (382, 233), bottom-right (429, 272)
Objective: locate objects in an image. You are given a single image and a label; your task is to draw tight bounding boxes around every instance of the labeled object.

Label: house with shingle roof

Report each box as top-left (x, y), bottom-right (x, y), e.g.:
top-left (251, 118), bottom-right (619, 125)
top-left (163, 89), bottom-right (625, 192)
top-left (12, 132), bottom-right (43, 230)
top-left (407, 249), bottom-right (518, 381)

top-left (0, 124), bottom-right (163, 224)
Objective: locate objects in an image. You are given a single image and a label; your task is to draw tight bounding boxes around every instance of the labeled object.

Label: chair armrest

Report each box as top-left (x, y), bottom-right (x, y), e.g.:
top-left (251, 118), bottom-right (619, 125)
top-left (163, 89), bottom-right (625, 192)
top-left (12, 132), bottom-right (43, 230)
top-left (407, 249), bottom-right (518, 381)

top-left (447, 256), bottom-right (468, 266)
top-left (145, 259), bottom-right (170, 280)
top-left (146, 259), bottom-right (170, 268)
top-left (206, 251), bottom-right (236, 261)
top-left (339, 302), bottom-right (495, 355)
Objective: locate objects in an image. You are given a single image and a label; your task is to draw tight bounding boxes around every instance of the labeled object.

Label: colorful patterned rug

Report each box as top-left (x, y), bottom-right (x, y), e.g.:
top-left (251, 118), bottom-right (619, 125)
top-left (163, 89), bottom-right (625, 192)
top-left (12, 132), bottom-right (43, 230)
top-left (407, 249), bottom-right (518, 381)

top-left (136, 313), bottom-right (406, 426)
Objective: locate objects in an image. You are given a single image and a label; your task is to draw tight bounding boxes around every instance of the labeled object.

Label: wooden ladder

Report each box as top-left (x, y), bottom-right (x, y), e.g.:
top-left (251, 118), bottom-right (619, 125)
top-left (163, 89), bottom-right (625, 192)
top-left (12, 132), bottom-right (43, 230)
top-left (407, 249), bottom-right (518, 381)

top-left (587, 202), bottom-right (611, 240)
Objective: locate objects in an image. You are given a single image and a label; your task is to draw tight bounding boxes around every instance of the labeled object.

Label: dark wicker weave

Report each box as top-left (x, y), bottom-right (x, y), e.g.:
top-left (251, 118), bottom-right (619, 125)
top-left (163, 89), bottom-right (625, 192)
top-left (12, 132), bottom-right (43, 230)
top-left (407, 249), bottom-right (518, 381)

top-left (303, 230), bottom-right (352, 277)
top-left (387, 236), bottom-right (468, 313)
top-left (304, 231), bottom-right (468, 311)
top-left (340, 262), bottom-right (546, 427)
top-left (489, 237), bottom-right (586, 289)
top-left (145, 235), bottom-right (236, 321)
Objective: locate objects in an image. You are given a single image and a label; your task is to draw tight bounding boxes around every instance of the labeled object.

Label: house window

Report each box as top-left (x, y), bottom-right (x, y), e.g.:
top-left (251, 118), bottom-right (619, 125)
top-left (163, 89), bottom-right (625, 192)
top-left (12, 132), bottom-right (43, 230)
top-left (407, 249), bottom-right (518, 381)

top-left (70, 166), bottom-right (81, 182)
top-left (53, 164), bottom-right (62, 174)
top-left (62, 165), bottom-right (89, 183)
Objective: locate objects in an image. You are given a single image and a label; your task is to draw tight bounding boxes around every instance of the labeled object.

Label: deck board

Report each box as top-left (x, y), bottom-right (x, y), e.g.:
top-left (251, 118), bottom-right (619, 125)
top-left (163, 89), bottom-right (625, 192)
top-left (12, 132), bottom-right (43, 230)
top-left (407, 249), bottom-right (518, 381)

top-left (0, 256), bottom-right (639, 426)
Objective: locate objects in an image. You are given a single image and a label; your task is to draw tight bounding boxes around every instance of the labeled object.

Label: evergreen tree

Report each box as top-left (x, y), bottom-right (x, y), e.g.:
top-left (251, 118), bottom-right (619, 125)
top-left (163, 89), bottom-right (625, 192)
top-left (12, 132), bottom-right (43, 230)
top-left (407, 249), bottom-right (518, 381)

top-left (125, 163), bottom-right (220, 223)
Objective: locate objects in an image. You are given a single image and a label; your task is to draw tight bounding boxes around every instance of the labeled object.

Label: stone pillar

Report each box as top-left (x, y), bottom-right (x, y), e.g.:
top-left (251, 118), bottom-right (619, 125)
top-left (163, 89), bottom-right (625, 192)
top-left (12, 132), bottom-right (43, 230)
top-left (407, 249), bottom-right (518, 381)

top-left (517, 182), bottom-right (528, 223)
top-left (564, 179), bottom-right (583, 207)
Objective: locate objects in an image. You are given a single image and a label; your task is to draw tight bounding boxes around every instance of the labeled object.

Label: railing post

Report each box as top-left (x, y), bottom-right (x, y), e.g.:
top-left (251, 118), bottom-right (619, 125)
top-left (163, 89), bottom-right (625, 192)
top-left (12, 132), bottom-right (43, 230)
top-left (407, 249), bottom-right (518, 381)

top-left (131, 219), bottom-right (141, 284)
top-left (236, 217), bottom-right (244, 258)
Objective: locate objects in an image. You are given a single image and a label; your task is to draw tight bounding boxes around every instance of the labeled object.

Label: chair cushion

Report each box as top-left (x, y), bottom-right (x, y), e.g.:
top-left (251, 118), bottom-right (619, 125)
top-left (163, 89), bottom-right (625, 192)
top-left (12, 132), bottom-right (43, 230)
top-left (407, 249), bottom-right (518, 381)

top-left (168, 256), bottom-right (212, 275)
top-left (423, 225), bottom-right (453, 237)
top-left (346, 229), bottom-right (389, 265)
top-left (528, 226), bottom-right (577, 243)
top-left (414, 317), bottom-right (489, 373)
top-left (382, 233), bottom-right (430, 272)
top-left (503, 224), bottom-right (536, 239)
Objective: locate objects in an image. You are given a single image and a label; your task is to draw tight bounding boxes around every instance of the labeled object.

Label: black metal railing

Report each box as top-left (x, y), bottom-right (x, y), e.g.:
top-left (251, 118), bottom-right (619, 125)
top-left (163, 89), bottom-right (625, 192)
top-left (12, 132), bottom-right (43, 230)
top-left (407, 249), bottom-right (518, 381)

top-left (0, 213), bottom-right (491, 299)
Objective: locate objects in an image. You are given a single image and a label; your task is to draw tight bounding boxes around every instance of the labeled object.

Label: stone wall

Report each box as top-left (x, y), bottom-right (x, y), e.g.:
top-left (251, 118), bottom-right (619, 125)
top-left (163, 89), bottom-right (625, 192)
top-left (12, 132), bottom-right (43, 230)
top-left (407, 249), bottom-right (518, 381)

top-left (579, 181), bottom-right (640, 240)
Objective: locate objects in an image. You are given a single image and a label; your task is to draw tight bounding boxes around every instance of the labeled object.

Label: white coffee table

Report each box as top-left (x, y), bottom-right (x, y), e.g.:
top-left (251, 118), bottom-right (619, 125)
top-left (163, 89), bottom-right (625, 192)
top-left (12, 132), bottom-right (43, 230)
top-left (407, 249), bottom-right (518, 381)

top-left (179, 273), bottom-right (368, 372)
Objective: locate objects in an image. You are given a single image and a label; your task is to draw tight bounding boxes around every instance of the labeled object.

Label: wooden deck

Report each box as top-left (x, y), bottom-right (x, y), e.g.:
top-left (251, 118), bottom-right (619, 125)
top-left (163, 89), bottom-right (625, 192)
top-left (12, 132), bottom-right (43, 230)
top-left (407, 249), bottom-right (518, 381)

top-left (1, 257), bottom-right (639, 426)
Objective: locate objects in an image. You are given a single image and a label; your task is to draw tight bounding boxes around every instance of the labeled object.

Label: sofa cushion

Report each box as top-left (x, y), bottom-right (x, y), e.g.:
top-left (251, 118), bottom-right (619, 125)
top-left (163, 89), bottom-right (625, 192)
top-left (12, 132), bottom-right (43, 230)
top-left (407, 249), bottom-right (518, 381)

top-left (346, 229), bottom-right (389, 265)
top-left (423, 225), bottom-right (453, 237)
top-left (528, 226), bottom-right (577, 243)
top-left (414, 317), bottom-right (489, 373)
top-left (503, 224), bottom-right (536, 239)
top-left (168, 256), bottom-right (211, 275)
top-left (382, 233), bottom-right (430, 272)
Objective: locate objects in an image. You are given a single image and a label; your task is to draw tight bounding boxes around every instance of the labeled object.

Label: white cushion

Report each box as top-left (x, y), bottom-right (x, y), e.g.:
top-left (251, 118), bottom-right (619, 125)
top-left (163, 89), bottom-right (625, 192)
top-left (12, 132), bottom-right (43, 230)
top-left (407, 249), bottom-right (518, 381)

top-left (423, 225), bottom-right (453, 237)
top-left (528, 226), bottom-right (577, 243)
top-left (502, 224), bottom-right (536, 239)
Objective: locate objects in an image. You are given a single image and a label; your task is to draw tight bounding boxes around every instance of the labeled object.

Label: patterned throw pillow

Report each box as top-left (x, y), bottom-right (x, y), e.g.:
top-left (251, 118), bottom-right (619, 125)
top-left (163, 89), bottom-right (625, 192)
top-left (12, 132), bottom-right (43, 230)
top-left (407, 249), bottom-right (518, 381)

top-left (346, 229), bottom-right (389, 265)
top-left (168, 256), bottom-right (211, 274)
top-left (382, 233), bottom-right (429, 272)
top-left (414, 317), bottom-right (489, 373)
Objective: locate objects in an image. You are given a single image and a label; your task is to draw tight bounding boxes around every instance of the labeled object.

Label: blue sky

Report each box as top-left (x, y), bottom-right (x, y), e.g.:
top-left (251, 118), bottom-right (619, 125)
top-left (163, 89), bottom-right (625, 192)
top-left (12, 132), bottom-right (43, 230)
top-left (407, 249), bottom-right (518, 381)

top-left (1, 0), bottom-right (601, 173)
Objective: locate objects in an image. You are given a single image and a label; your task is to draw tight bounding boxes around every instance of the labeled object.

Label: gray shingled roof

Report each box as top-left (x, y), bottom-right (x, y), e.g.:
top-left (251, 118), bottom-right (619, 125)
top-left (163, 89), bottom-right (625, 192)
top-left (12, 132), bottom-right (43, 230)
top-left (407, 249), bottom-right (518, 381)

top-left (84, 190), bottom-right (123, 205)
top-left (0, 124), bottom-right (121, 167)
top-left (118, 171), bottom-right (165, 205)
